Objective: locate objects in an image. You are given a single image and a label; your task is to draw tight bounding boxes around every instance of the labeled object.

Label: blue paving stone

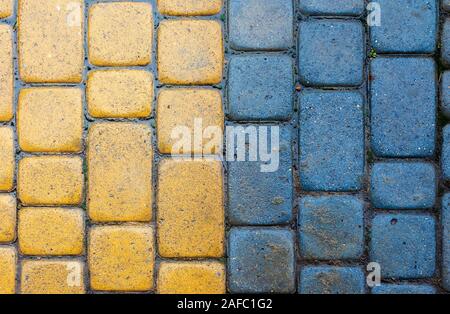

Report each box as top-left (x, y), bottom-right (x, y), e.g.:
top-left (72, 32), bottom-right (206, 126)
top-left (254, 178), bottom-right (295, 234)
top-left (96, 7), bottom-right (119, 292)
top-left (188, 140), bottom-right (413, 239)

top-left (299, 266), bottom-right (365, 294)
top-left (370, 162), bottom-right (436, 210)
top-left (442, 194), bottom-right (450, 291)
top-left (442, 19), bottom-right (450, 66)
top-left (228, 55), bottom-right (293, 120)
top-left (228, 126), bottom-right (292, 225)
top-left (372, 284), bottom-right (436, 294)
top-left (229, 0), bottom-right (293, 51)
top-left (228, 228), bottom-right (295, 293)
top-left (442, 125), bottom-right (450, 181)
top-left (298, 196), bottom-right (364, 260)
top-left (370, 57), bottom-right (436, 157)
top-left (445, 1), bottom-right (450, 12)
top-left (441, 71), bottom-right (450, 118)
top-left (299, 90), bottom-right (364, 191)
top-left (370, 0), bottom-right (437, 53)
top-left (299, 0), bottom-right (364, 16)
top-left (298, 19), bottom-right (364, 87)
top-left (370, 214), bottom-right (436, 279)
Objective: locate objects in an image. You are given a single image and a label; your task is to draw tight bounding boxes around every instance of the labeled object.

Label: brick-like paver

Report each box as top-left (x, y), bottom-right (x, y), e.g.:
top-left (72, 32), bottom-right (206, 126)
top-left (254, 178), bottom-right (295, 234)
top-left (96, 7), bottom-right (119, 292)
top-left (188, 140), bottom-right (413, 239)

top-left (1, 0), bottom-right (449, 295)
top-left (157, 0), bottom-right (222, 16)
top-left (88, 2), bottom-right (153, 66)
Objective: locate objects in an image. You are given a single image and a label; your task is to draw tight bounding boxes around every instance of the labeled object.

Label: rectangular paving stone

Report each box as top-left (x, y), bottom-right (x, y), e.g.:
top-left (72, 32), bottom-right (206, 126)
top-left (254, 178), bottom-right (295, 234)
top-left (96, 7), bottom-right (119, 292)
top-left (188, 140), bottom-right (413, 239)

top-left (228, 227), bottom-right (295, 293)
top-left (370, 162), bottom-right (436, 210)
top-left (228, 55), bottom-right (293, 120)
top-left (18, 0), bottom-right (84, 83)
top-left (0, 24), bottom-right (12, 121)
top-left (228, 125), bottom-right (293, 225)
top-left (441, 71), bottom-right (450, 117)
top-left (87, 70), bottom-right (153, 119)
top-left (298, 196), bottom-right (364, 260)
top-left (299, 0), bottom-right (364, 16)
top-left (0, 126), bottom-right (14, 192)
top-left (21, 260), bottom-right (85, 294)
top-left (298, 20), bottom-right (364, 87)
top-left (87, 123), bottom-right (152, 222)
top-left (299, 90), bottom-right (365, 191)
top-left (442, 18), bottom-right (450, 67)
top-left (370, 0), bottom-right (437, 53)
top-left (0, 246), bottom-right (16, 294)
top-left (18, 156), bottom-right (84, 206)
top-left (89, 225), bottom-right (154, 292)
top-left (229, 0), bottom-right (293, 51)
top-left (372, 284), bottom-right (436, 294)
top-left (18, 207), bottom-right (84, 256)
top-left (88, 2), bottom-right (153, 66)
top-left (158, 20), bottom-right (223, 85)
top-left (0, 0), bottom-right (13, 18)
top-left (299, 266), bottom-right (365, 294)
top-left (157, 88), bottom-right (223, 155)
top-left (370, 57), bottom-right (436, 157)
top-left (157, 261), bottom-right (226, 294)
top-left (443, 125), bottom-right (450, 181)
top-left (443, 194), bottom-right (450, 291)
top-left (157, 159), bottom-right (224, 258)
top-left (158, 0), bottom-right (222, 16)
top-left (370, 213), bottom-right (436, 279)
top-left (0, 194), bottom-right (15, 243)
top-left (18, 88), bottom-right (83, 153)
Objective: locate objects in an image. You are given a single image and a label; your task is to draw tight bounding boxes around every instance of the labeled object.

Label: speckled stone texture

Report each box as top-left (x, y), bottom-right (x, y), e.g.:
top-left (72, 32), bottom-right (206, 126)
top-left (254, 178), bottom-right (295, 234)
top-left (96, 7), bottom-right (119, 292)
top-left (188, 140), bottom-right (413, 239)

top-left (299, 0), bottom-right (364, 16)
top-left (370, 162), bottom-right (436, 210)
top-left (443, 126), bottom-right (450, 181)
top-left (442, 19), bottom-right (450, 67)
top-left (370, 57), bottom-right (436, 157)
top-left (441, 71), bottom-right (450, 118)
top-left (228, 126), bottom-right (293, 225)
top-left (370, 0), bottom-right (437, 53)
top-left (299, 90), bottom-right (365, 191)
top-left (372, 284), bottom-right (436, 294)
top-left (442, 194), bottom-right (450, 291)
top-left (370, 214), bottom-right (436, 279)
top-left (228, 55), bottom-right (293, 120)
top-left (298, 19), bottom-right (364, 86)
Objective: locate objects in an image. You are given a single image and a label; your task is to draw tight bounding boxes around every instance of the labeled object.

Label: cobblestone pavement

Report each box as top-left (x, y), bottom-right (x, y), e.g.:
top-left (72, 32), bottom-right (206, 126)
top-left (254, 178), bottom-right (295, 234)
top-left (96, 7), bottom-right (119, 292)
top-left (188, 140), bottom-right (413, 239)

top-left (0, 0), bottom-right (449, 294)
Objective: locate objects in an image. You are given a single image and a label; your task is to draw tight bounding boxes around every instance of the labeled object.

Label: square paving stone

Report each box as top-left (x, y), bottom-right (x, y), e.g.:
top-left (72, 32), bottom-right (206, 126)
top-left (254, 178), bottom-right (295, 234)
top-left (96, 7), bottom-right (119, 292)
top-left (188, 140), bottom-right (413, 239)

top-left (442, 194), bottom-right (450, 291)
top-left (370, 213), bottom-right (436, 279)
top-left (442, 18), bottom-right (450, 67)
top-left (370, 0), bottom-right (437, 53)
top-left (370, 57), bottom-right (436, 157)
top-left (299, 90), bottom-right (365, 191)
top-left (370, 162), bottom-right (436, 210)
top-left (299, 0), bottom-right (364, 16)
top-left (88, 2), bottom-right (153, 66)
top-left (228, 55), bottom-right (293, 120)
top-left (229, 0), bottom-right (293, 51)
top-left (443, 125), bottom-right (450, 181)
top-left (298, 20), bottom-right (364, 87)
top-left (228, 125), bottom-right (293, 225)
top-left (299, 266), bottom-right (365, 294)
top-left (372, 284), bottom-right (436, 294)
top-left (441, 71), bottom-right (450, 118)
top-left (298, 196), bottom-right (364, 260)
top-left (228, 228), bottom-right (295, 293)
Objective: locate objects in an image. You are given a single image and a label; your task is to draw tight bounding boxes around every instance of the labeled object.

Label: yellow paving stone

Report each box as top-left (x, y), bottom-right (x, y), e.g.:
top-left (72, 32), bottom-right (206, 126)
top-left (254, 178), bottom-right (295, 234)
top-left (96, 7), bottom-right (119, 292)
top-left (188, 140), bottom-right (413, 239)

top-left (0, 194), bottom-right (15, 243)
top-left (158, 20), bottom-right (223, 85)
top-left (88, 123), bottom-right (153, 222)
top-left (0, 0), bottom-right (13, 18)
top-left (157, 0), bottom-right (222, 16)
top-left (18, 88), bottom-right (83, 153)
top-left (21, 260), bottom-right (85, 294)
top-left (0, 25), bottom-right (13, 121)
top-left (88, 2), bottom-right (153, 66)
top-left (0, 246), bottom-right (16, 294)
top-left (87, 70), bottom-right (153, 118)
top-left (19, 207), bottom-right (84, 256)
top-left (0, 126), bottom-right (14, 192)
top-left (157, 261), bottom-right (226, 294)
top-left (157, 159), bottom-right (224, 258)
top-left (18, 0), bottom-right (84, 83)
top-left (89, 225), bottom-right (154, 292)
top-left (157, 88), bottom-right (223, 155)
top-left (18, 156), bottom-right (84, 206)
